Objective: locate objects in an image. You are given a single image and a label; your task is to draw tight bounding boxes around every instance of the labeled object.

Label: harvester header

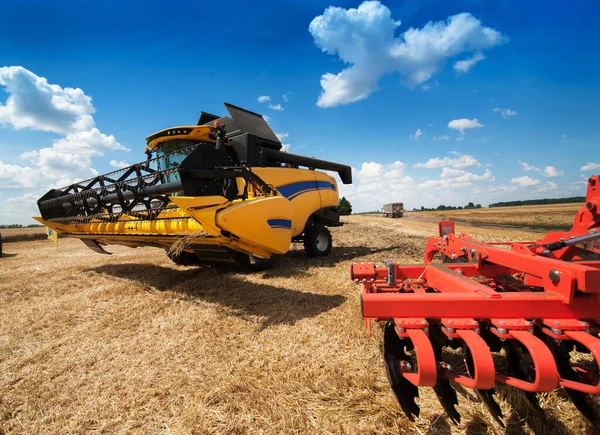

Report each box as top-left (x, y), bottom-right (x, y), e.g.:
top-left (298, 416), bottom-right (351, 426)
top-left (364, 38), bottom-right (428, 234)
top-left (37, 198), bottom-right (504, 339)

top-left (35, 103), bottom-right (352, 269)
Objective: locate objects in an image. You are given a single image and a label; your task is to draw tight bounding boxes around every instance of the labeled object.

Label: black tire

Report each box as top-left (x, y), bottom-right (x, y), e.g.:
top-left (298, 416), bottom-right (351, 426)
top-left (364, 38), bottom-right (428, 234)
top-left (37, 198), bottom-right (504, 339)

top-left (303, 224), bottom-right (332, 257)
top-left (165, 249), bottom-right (201, 266)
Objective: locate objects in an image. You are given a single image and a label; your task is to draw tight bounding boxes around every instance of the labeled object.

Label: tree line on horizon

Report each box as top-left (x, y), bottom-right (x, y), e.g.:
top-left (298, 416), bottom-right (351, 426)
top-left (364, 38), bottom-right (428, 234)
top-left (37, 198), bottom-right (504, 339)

top-left (413, 202), bottom-right (482, 212)
top-left (488, 196), bottom-right (585, 208)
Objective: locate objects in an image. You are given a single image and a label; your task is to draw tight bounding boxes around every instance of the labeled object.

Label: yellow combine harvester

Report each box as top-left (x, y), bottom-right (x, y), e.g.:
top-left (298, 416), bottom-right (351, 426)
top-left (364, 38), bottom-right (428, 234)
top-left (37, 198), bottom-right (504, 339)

top-left (34, 103), bottom-right (352, 271)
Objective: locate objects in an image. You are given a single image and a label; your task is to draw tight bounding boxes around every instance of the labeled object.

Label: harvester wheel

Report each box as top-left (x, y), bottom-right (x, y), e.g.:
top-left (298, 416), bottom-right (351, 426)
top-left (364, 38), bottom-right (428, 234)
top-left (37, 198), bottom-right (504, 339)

top-left (304, 224), bottom-right (332, 257)
top-left (165, 249), bottom-right (201, 266)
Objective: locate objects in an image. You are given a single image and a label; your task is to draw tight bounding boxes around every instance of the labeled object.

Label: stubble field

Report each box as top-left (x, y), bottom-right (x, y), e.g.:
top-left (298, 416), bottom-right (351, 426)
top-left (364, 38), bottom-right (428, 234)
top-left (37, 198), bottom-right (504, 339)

top-left (0, 214), bottom-right (597, 434)
top-left (0, 227), bottom-right (46, 243)
top-left (407, 203), bottom-right (581, 229)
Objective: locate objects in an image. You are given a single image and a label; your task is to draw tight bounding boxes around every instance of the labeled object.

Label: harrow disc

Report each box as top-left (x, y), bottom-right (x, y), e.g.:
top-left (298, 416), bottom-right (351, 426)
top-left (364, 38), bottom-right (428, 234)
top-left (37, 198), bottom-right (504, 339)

top-left (382, 320), bottom-right (420, 421)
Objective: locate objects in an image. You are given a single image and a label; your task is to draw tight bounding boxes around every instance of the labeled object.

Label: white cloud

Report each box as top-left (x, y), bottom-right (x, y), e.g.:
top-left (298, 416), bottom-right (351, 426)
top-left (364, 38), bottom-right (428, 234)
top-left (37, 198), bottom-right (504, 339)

top-left (534, 181), bottom-right (558, 193)
top-left (0, 161), bottom-right (41, 189)
top-left (0, 192), bottom-right (42, 225)
top-left (581, 162), bottom-right (600, 171)
top-left (258, 95), bottom-right (271, 103)
top-left (518, 161), bottom-right (563, 178)
top-left (410, 128), bottom-right (423, 140)
top-left (414, 154), bottom-right (481, 169)
top-left (432, 135), bottom-right (450, 140)
top-left (511, 176), bottom-right (540, 187)
top-left (542, 166), bottom-right (563, 178)
top-left (336, 160), bottom-right (415, 209)
top-left (518, 161), bottom-right (540, 172)
top-left (269, 103), bottom-right (284, 111)
top-left (453, 52), bottom-right (485, 73)
top-left (275, 132), bottom-right (290, 152)
top-left (421, 80), bottom-right (438, 91)
top-left (309, 2), bottom-right (507, 107)
top-left (109, 160), bottom-right (130, 168)
top-left (18, 127), bottom-right (127, 182)
top-left (0, 66), bottom-right (129, 223)
top-left (448, 118), bottom-right (483, 139)
top-left (493, 107), bottom-right (517, 117)
top-left (333, 161), bottom-right (521, 212)
top-left (448, 118), bottom-right (483, 132)
top-left (263, 115), bottom-right (271, 122)
top-left (0, 66), bottom-right (95, 134)
top-left (282, 93), bottom-right (290, 103)
top-left (417, 168), bottom-right (493, 190)
top-left (440, 167), bottom-right (493, 182)
top-left (486, 184), bottom-right (518, 194)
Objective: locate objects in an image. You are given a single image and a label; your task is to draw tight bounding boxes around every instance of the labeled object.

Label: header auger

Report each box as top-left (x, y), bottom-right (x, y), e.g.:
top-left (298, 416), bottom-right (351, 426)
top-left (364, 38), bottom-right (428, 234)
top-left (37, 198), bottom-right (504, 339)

top-left (352, 175), bottom-right (600, 426)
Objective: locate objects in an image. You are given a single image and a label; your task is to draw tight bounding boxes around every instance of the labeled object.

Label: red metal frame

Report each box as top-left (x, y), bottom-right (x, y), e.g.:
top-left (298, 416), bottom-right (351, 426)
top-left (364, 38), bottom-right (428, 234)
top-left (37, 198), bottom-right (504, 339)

top-left (352, 176), bottom-right (600, 400)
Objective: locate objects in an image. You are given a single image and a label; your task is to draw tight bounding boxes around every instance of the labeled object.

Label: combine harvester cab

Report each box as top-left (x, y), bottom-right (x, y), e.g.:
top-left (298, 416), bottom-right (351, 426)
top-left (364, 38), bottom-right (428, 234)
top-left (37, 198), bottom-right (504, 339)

top-left (34, 103), bottom-right (352, 270)
top-left (352, 175), bottom-right (600, 425)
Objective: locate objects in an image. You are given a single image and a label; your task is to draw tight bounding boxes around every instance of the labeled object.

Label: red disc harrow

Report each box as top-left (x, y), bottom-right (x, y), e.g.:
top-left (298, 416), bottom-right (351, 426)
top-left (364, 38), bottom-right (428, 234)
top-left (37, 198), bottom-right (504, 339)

top-left (352, 175), bottom-right (600, 425)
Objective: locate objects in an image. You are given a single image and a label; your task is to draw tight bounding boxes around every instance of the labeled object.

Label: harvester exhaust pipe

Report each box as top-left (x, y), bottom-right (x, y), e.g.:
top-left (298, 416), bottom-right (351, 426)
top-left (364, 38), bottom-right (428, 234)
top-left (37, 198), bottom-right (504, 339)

top-left (266, 149), bottom-right (353, 184)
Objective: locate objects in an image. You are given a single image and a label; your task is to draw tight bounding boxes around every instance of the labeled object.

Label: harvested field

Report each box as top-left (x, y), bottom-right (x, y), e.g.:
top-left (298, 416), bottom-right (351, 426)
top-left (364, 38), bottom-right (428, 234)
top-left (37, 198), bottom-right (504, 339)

top-left (407, 202), bottom-right (582, 229)
top-left (0, 227), bottom-right (46, 243)
top-left (1, 216), bottom-right (598, 434)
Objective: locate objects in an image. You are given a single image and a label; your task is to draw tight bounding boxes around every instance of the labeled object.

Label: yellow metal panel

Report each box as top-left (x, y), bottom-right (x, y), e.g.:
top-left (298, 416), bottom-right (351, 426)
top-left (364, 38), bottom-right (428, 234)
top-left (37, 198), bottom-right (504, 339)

top-left (216, 196), bottom-right (293, 255)
top-left (33, 214), bottom-right (207, 237)
top-left (146, 125), bottom-right (215, 149)
top-left (253, 167), bottom-right (339, 236)
top-left (168, 195), bottom-right (229, 236)
top-left (314, 171), bottom-right (339, 208)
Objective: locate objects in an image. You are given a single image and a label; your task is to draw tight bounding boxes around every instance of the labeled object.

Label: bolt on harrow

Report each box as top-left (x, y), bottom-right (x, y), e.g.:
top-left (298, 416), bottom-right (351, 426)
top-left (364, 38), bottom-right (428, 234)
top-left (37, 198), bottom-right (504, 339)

top-left (352, 175), bottom-right (600, 425)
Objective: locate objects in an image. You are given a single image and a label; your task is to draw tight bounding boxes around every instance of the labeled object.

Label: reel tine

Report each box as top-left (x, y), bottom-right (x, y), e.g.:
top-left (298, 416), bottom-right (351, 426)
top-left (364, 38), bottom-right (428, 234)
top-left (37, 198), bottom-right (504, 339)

top-left (382, 321), bottom-right (420, 421)
top-left (430, 333), bottom-right (461, 424)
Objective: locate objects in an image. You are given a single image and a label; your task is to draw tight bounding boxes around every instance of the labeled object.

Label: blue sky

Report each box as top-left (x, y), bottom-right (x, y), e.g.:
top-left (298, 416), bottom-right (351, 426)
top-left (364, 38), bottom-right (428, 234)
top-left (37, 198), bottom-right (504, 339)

top-left (1, 0), bottom-right (599, 223)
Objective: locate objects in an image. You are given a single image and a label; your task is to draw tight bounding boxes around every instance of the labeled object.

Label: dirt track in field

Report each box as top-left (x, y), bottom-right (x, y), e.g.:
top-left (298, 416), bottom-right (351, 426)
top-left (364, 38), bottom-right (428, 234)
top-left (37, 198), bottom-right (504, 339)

top-left (1, 216), bottom-right (598, 434)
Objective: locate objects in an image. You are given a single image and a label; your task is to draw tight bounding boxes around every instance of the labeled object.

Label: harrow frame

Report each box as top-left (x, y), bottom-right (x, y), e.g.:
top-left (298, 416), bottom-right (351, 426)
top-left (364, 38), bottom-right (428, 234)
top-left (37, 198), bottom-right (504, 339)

top-left (352, 175), bottom-right (600, 424)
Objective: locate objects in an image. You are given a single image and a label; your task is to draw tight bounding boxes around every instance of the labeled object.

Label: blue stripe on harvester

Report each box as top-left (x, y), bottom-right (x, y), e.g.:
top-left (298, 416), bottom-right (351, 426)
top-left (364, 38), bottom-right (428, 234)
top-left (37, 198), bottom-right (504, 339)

top-left (276, 181), bottom-right (336, 200)
top-left (267, 219), bottom-right (292, 229)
